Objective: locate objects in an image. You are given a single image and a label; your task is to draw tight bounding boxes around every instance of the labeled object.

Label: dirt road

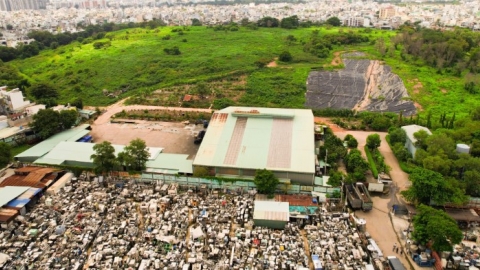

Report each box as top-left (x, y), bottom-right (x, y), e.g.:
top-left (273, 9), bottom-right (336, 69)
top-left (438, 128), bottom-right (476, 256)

top-left (333, 130), bottom-right (416, 269)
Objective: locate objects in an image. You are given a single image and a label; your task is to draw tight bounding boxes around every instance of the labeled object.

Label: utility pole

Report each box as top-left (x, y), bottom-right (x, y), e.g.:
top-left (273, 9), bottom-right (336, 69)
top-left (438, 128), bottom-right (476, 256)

top-left (324, 149), bottom-right (328, 175)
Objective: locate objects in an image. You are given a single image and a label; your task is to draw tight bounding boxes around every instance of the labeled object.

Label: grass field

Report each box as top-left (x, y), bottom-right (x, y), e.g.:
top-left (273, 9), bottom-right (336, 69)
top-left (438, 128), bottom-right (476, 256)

top-left (10, 26), bottom-right (479, 118)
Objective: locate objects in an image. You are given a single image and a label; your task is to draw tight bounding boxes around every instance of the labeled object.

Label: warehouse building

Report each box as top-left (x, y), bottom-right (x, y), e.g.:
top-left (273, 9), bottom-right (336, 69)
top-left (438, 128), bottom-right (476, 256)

top-left (193, 107), bottom-right (315, 185)
top-left (14, 124), bottom-right (193, 174)
top-left (253, 201), bottom-right (290, 229)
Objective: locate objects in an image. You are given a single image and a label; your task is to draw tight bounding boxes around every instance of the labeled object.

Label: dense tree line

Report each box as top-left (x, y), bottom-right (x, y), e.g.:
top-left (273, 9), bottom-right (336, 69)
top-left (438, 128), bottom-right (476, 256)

top-left (31, 109), bottom-right (78, 139)
top-left (303, 30), bottom-right (369, 58)
top-left (91, 139), bottom-right (150, 174)
top-left (0, 19), bottom-right (167, 62)
top-left (394, 108), bottom-right (480, 201)
top-left (394, 27), bottom-right (480, 75)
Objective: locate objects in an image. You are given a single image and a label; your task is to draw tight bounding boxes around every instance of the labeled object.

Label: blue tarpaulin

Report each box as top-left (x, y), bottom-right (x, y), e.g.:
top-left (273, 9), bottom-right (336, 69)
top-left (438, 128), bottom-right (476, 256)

top-left (6, 198), bottom-right (30, 208)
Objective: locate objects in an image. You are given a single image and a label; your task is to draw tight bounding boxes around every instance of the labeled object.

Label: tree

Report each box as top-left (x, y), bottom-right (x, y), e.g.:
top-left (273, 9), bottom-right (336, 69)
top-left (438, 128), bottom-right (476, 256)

top-left (463, 170), bottom-right (480, 197)
top-left (280, 15), bottom-right (299, 29)
top-left (118, 138), bottom-right (150, 171)
top-left (279, 51), bottom-right (292, 62)
top-left (59, 110), bottom-right (78, 130)
top-left (0, 142), bottom-right (12, 168)
top-left (254, 169), bottom-right (279, 196)
top-left (412, 204), bottom-right (463, 252)
top-left (30, 108), bottom-right (78, 139)
top-left (470, 140), bottom-right (480, 158)
top-left (366, 133), bottom-right (381, 150)
top-left (344, 134), bottom-right (358, 148)
top-left (413, 130), bottom-right (430, 150)
top-left (389, 128), bottom-right (407, 145)
top-left (326, 17), bottom-right (341, 26)
top-left (257, 17), bottom-right (279, 28)
top-left (91, 141), bottom-right (117, 174)
top-left (29, 83), bottom-right (59, 101)
top-left (401, 167), bottom-right (467, 205)
top-left (344, 149), bottom-right (369, 181)
top-left (6, 24), bottom-right (13, 30)
top-left (71, 97), bottom-right (83, 109)
top-left (327, 171), bottom-right (344, 187)
top-left (191, 18), bottom-right (202, 26)
top-left (31, 109), bottom-right (61, 139)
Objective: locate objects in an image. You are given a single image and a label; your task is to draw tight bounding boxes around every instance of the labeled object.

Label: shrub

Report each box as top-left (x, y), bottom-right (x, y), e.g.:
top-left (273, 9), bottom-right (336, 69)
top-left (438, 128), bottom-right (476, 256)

top-left (279, 51), bottom-right (292, 62)
top-left (364, 145), bottom-right (379, 178)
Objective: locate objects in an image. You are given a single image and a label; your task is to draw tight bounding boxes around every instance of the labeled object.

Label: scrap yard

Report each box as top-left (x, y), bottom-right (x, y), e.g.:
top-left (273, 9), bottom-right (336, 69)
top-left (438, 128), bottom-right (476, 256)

top-left (0, 173), bottom-right (396, 270)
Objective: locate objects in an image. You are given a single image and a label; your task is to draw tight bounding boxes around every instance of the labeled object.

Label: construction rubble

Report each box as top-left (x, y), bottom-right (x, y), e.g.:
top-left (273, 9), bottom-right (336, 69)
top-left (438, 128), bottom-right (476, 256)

top-left (0, 178), bottom-right (386, 270)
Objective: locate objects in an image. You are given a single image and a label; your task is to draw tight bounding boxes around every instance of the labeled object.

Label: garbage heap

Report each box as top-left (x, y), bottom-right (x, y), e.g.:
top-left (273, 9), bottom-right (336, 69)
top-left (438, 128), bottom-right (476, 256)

top-left (305, 211), bottom-right (370, 270)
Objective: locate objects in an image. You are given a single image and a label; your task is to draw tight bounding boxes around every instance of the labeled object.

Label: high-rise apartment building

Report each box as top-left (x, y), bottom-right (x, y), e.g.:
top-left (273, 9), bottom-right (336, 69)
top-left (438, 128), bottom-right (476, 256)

top-left (0, 0), bottom-right (47, 11)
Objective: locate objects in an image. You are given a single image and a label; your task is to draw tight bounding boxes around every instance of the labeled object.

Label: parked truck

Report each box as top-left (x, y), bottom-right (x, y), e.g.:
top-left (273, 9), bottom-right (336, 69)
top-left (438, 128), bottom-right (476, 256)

top-left (355, 182), bottom-right (373, 211)
top-left (345, 184), bottom-right (362, 210)
top-left (387, 256), bottom-right (406, 270)
top-left (367, 182), bottom-right (385, 193)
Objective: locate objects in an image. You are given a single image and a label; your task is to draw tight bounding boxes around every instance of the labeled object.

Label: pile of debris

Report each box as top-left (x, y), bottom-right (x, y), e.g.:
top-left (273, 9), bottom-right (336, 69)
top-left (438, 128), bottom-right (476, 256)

top-left (0, 177), bottom-right (383, 270)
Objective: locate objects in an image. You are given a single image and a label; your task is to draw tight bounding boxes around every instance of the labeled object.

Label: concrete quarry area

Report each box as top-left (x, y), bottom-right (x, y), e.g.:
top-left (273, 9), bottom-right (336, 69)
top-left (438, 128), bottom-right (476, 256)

top-left (0, 175), bottom-right (393, 270)
top-left (305, 53), bottom-right (417, 116)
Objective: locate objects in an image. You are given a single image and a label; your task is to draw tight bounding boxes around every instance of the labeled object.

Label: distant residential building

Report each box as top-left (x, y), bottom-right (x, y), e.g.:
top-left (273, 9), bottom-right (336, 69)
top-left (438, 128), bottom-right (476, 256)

top-left (51, 104), bottom-right (77, 112)
top-left (24, 104), bottom-right (46, 116)
top-left (379, 6), bottom-right (395, 20)
top-left (344, 17), bottom-right (365, 27)
top-left (0, 0), bottom-right (47, 11)
top-left (401, 124), bottom-right (432, 157)
top-left (0, 86), bottom-right (30, 112)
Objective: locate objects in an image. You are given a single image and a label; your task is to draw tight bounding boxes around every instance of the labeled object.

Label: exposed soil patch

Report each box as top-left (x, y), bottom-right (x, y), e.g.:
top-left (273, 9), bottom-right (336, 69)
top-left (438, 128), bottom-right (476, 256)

top-left (411, 79), bottom-right (423, 94)
top-left (414, 102), bottom-right (423, 111)
top-left (314, 117), bottom-right (346, 132)
top-left (331, 51), bottom-right (344, 66)
top-left (441, 88), bottom-right (447, 94)
top-left (267, 58), bottom-right (278, 67)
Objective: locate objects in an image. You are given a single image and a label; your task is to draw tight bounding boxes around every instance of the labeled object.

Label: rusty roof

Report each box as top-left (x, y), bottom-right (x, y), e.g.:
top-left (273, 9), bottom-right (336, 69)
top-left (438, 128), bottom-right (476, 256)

top-left (275, 194), bottom-right (317, 207)
top-left (0, 167), bottom-right (57, 188)
top-left (183, 94), bottom-right (192, 102)
top-left (0, 208), bottom-right (19, 223)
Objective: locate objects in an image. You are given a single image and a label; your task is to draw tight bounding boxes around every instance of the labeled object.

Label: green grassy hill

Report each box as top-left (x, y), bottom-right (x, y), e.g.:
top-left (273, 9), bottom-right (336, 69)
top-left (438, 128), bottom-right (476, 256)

top-left (10, 26), bottom-right (479, 118)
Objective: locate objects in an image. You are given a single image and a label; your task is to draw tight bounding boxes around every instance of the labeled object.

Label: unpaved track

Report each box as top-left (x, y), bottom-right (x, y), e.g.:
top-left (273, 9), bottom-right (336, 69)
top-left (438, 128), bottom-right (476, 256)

top-left (334, 131), bottom-right (416, 269)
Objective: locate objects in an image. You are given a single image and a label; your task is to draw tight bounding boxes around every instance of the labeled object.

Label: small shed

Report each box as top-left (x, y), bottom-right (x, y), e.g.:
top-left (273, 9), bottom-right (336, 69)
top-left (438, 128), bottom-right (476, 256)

top-left (401, 125), bottom-right (432, 157)
top-left (253, 201), bottom-right (289, 229)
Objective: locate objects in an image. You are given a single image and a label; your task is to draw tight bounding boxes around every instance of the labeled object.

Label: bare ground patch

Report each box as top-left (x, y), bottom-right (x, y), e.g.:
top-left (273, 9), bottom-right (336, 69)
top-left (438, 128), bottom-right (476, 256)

top-left (267, 58), bottom-right (278, 67)
top-left (330, 51), bottom-right (344, 66)
top-left (411, 79), bottom-right (423, 94)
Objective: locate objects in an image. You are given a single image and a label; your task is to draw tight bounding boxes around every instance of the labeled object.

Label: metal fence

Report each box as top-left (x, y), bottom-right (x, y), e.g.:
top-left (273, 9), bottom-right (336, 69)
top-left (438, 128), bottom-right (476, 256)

top-left (140, 173), bottom-right (340, 195)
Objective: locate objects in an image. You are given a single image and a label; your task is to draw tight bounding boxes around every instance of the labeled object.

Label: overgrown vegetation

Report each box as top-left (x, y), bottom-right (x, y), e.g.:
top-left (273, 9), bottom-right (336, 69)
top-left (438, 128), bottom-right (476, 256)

top-left (1, 22), bottom-right (479, 118)
top-left (412, 204), bottom-right (463, 252)
top-left (396, 111), bottom-right (480, 202)
top-left (113, 109), bottom-right (212, 123)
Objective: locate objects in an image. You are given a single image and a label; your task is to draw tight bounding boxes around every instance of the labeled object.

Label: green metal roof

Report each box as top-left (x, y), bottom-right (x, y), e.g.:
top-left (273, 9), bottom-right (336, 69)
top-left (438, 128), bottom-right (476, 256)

top-left (15, 124), bottom-right (91, 159)
top-left (146, 153), bottom-right (193, 174)
top-left (31, 141), bottom-right (192, 174)
top-left (0, 186), bottom-right (30, 207)
top-left (194, 107), bottom-right (315, 173)
top-left (33, 141), bottom-right (125, 165)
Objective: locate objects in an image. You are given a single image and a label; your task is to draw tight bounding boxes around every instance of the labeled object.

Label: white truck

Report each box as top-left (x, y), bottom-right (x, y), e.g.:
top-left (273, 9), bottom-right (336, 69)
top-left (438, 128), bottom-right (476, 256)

top-left (367, 182), bottom-right (385, 193)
